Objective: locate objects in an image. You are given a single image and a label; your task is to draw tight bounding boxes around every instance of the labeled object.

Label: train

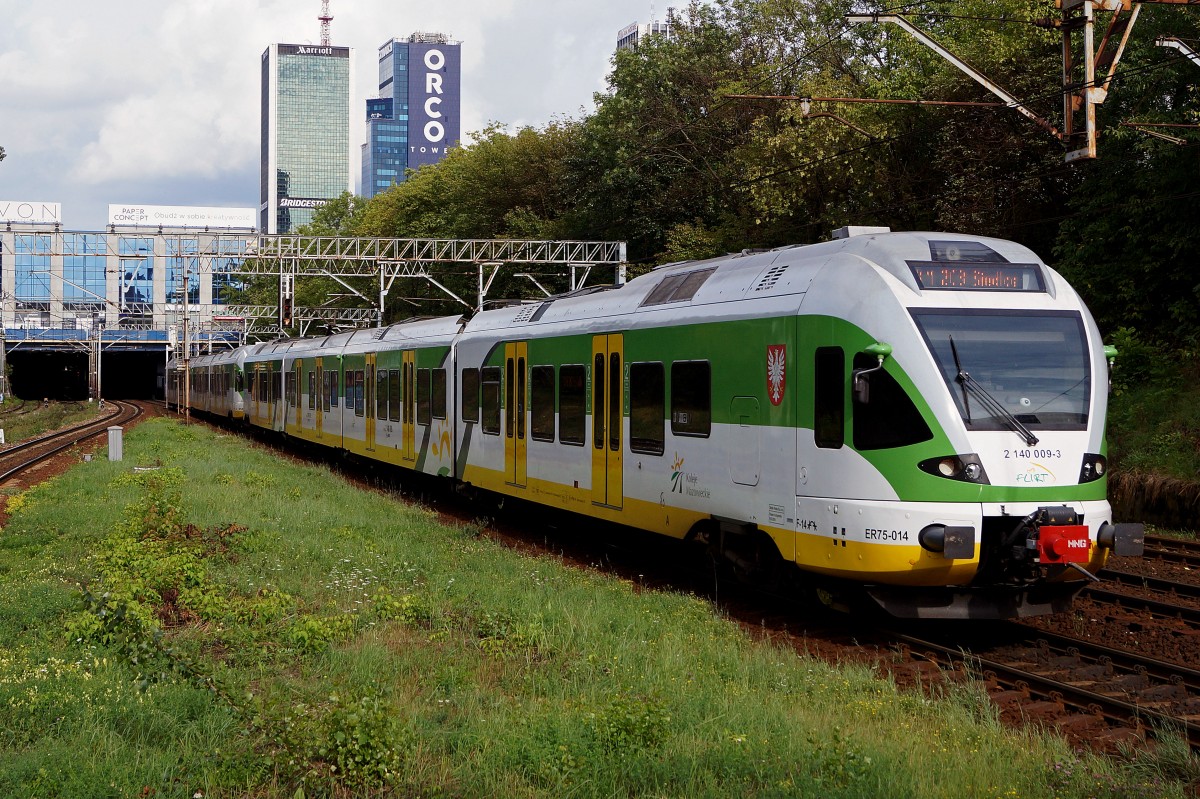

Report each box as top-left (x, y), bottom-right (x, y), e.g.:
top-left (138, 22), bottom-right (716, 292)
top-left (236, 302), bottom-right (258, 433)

top-left (169, 228), bottom-right (1144, 619)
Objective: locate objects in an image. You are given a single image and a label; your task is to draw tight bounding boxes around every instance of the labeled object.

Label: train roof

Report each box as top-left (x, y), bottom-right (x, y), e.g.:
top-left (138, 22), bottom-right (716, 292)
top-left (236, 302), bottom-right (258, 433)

top-left (455, 231), bottom-right (1046, 334)
top-left (183, 231), bottom-right (1053, 357)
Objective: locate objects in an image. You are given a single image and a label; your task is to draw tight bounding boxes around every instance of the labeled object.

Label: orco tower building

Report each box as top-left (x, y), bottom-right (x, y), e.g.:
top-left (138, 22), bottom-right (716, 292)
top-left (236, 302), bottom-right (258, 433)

top-left (362, 33), bottom-right (461, 199)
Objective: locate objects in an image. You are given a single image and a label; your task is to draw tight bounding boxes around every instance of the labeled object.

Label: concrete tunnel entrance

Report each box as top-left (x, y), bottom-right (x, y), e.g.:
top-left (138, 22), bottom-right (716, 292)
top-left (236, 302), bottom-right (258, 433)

top-left (6, 348), bottom-right (166, 401)
top-left (7, 350), bottom-right (89, 401)
top-left (100, 351), bottom-right (165, 399)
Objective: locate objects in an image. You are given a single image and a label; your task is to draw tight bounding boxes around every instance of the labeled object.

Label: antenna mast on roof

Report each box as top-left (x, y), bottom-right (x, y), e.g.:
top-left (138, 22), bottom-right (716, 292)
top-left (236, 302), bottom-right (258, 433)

top-left (319, 0), bottom-right (333, 46)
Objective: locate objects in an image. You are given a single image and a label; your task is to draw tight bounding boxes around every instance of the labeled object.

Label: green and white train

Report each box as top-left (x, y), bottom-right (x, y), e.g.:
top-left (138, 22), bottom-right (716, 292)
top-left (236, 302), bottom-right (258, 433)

top-left (171, 229), bottom-right (1143, 619)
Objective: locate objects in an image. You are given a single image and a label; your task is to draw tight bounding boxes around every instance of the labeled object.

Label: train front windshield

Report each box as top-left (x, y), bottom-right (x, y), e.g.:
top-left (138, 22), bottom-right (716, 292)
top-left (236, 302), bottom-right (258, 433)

top-left (912, 310), bottom-right (1091, 431)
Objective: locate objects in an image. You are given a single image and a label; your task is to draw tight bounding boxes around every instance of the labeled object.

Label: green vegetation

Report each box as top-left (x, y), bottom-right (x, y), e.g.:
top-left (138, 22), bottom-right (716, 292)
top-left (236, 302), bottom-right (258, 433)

top-left (0, 418), bottom-right (1194, 797)
top-left (237, 0), bottom-right (1199, 352)
top-left (1106, 331), bottom-right (1200, 482)
top-left (0, 400), bottom-right (107, 446)
top-left (232, 0), bottom-right (1200, 487)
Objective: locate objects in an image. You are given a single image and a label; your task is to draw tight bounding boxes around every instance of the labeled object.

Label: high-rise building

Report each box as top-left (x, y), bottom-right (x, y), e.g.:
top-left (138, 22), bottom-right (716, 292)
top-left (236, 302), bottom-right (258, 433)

top-left (361, 33), bottom-right (461, 199)
top-left (616, 18), bottom-right (673, 52)
top-left (260, 43), bottom-right (355, 233)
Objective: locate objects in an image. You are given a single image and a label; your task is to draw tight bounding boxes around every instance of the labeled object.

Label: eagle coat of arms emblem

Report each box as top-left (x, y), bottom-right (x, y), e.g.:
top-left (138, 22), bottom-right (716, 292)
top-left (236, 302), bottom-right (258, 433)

top-left (767, 345), bottom-right (786, 406)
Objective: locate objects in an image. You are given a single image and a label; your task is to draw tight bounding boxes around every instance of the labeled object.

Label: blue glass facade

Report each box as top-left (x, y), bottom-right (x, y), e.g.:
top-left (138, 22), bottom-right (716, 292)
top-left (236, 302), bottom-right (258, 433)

top-left (261, 44), bottom-right (354, 233)
top-left (15, 234), bottom-right (51, 305)
top-left (63, 234), bottom-right (106, 306)
top-left (118, 237), bottom-right (154, 309)
top-left (166, 238), bottom-right (201, 305)
top-left (361, 36), bottom-right (460, 199)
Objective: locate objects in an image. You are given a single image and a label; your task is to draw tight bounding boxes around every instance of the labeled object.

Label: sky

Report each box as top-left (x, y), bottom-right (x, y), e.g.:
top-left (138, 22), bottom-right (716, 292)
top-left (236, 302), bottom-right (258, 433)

top-left (0, 0), bottom-right (670, 231)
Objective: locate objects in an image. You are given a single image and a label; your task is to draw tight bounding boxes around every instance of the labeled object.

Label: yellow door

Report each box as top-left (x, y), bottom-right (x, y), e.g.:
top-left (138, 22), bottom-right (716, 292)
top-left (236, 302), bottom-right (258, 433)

top-left (591, 334), bottom-right (624, 508)
top-left (255, 365), bottom-right (266, 421)
top-left (365, 354), bottom-right (377, 452)
top-left (315, 360), bottom-right (324, 439)
top-left (402, 351), bottom-right (416, 463)
top-left (504, 342), bottom-right (528, 487)
top-left (294, 360), bottom-right (303, 429)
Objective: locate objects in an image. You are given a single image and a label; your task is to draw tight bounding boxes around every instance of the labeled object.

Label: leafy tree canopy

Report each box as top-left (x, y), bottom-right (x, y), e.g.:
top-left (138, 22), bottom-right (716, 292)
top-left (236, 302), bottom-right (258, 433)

top-left (259, 0), bottom-right (1199, 339)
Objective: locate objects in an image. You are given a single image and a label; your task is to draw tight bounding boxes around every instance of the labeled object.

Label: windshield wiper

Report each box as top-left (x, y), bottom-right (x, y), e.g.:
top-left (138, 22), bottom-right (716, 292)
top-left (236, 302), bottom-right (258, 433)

top-left (949, 335), bottom-right (1039, 447)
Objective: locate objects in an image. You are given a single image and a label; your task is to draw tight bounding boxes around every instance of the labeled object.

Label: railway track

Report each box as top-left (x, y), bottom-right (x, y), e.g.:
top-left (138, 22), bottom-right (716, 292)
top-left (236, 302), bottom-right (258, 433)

top-left (893, 625), bottom-right (1200, 749)
top-left (0, 400), bottom-right (143, 484)
top-left (1142, 534), bottom-right (1200, 568)
top-left (1085, 568), bottom-right (1200, 627)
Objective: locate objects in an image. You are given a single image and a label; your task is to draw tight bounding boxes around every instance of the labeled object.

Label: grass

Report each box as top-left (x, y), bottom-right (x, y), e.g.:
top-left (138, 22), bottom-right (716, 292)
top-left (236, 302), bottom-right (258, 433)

top-left (0, 398), bottom-right (107, 446)
top-left (0, 417), bottom-right (1194, 797)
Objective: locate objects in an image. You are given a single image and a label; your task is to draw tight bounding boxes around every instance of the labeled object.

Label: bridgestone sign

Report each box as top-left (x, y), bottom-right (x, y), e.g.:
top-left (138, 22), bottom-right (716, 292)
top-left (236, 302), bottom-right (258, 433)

top-left (278, 198), bottom-right (329, 210)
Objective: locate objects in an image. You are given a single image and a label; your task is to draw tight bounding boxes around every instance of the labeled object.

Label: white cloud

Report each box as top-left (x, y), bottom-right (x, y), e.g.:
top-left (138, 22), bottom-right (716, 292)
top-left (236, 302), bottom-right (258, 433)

top-left (0, 0), bottom-right (670, 228)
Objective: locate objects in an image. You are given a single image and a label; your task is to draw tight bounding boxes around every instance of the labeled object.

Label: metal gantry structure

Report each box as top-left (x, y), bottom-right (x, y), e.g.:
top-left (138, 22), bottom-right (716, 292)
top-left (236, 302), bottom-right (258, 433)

top-left (234, 235), bottom-right (628, 337)
top-left (844, 0), bottom-right (1200, 162)
top-left (0, 226), bottom-right (626, 401)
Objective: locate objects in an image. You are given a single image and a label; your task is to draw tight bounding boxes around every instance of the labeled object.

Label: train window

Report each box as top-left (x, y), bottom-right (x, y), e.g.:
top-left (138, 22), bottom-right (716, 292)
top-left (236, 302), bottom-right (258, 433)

top-left (389, 370), bottom-right (401, 422)
top-left (593, 354), bottom-right (605, 449)
top-left (641, 267), bottom-right (717, 307)
top-left (608, 353), bottom-right (621, 452)
top-left (353, 370), bottom-right (365, 417)
top-left (630, 362), bottom-right (665, 455)
top-left (852, 353), bottom-right (933, 450)
top-left (417, 368), bottom-right (432, 425)
top-left (506, 359), bottom-right (516, 439)
top-left (236, 371), bottom-right (244, 393)
top-left (559, 365), bottom-right (586, 446)
top-left (530, 365), bottom-right (555, 442)
top-left (461, 368), bottom-right (480, 423)
top-left (307, 372), bottom-right (315, 410)
top-left (814, 347), bottom-right (844, 449)
top-left (376, 370), bottom-right (388, 420)
top-left (432, 369), bottom-right (447, 420)
top-left (481, 366), bottom-right (501, 435)
top-left (671, 361), bottom-right (711, 438)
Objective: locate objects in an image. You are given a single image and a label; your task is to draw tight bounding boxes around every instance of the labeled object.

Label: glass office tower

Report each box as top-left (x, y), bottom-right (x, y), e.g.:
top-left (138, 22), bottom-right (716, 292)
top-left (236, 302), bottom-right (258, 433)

top-left (361, 34), bottom-right (461, 199)
top-left (261, 43), bottom-right (355, 233)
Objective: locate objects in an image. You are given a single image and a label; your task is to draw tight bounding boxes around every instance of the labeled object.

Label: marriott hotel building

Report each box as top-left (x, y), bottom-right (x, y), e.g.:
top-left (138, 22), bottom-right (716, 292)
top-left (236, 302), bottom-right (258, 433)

top-left (260, 43), bottom-right (355, 234)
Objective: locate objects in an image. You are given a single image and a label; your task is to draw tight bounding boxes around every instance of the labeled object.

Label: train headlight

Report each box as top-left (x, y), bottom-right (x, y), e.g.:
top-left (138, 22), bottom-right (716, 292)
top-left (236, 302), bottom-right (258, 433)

top-left (1078, 454), bottom-right (1107, 484)
top-left (918, 454), bottom-right (990, 484)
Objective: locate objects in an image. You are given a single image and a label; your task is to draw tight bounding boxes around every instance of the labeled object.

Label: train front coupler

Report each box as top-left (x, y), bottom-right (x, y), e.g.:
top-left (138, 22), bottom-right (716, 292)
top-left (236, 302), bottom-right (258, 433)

top-left (1006, 506), bottom-right (1144, 582)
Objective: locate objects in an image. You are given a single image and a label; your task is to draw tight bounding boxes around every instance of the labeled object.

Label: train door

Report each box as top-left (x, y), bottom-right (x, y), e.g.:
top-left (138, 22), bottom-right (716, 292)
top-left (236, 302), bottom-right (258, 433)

top-left (402, 350), bottom-right (417, 463)
top-left (729, 397), bottom-right (761, 486)
top-left (591, 334), bottom-right (624, 508)
top-left (315, 359), bottom-right (325, 439)
top-left (293, 360), bottom-right (303, 429)
top-left (365, 353), bottom-right (377, 452)
top-left (504, 342), bottom-right (528, 487)
top-left (253, 364), bottom-right (265, 421)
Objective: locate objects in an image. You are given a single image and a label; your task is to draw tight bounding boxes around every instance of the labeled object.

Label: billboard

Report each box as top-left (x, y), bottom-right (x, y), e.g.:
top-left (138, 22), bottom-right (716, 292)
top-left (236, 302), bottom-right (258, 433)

top-left (108, 204), bottom-right (257, 229)
top-left (406, 41), bottom-right (461, 171)
top-left (0, 201), bottom-right (62, 225)
top-left (278, 44), bottom-right (351, 59)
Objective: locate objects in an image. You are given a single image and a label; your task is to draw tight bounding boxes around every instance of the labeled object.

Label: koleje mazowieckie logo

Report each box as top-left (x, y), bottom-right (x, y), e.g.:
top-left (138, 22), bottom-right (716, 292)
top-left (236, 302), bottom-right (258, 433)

top-left (671, 453), bottom-right (686, 493)
top-left (767, 345), bottom-right (787, 406)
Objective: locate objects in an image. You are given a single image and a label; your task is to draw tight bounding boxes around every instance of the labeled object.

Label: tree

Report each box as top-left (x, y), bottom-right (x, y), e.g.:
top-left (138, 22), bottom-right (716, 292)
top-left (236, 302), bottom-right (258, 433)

top-left (1052, 4), bottom-right (1200, 347)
